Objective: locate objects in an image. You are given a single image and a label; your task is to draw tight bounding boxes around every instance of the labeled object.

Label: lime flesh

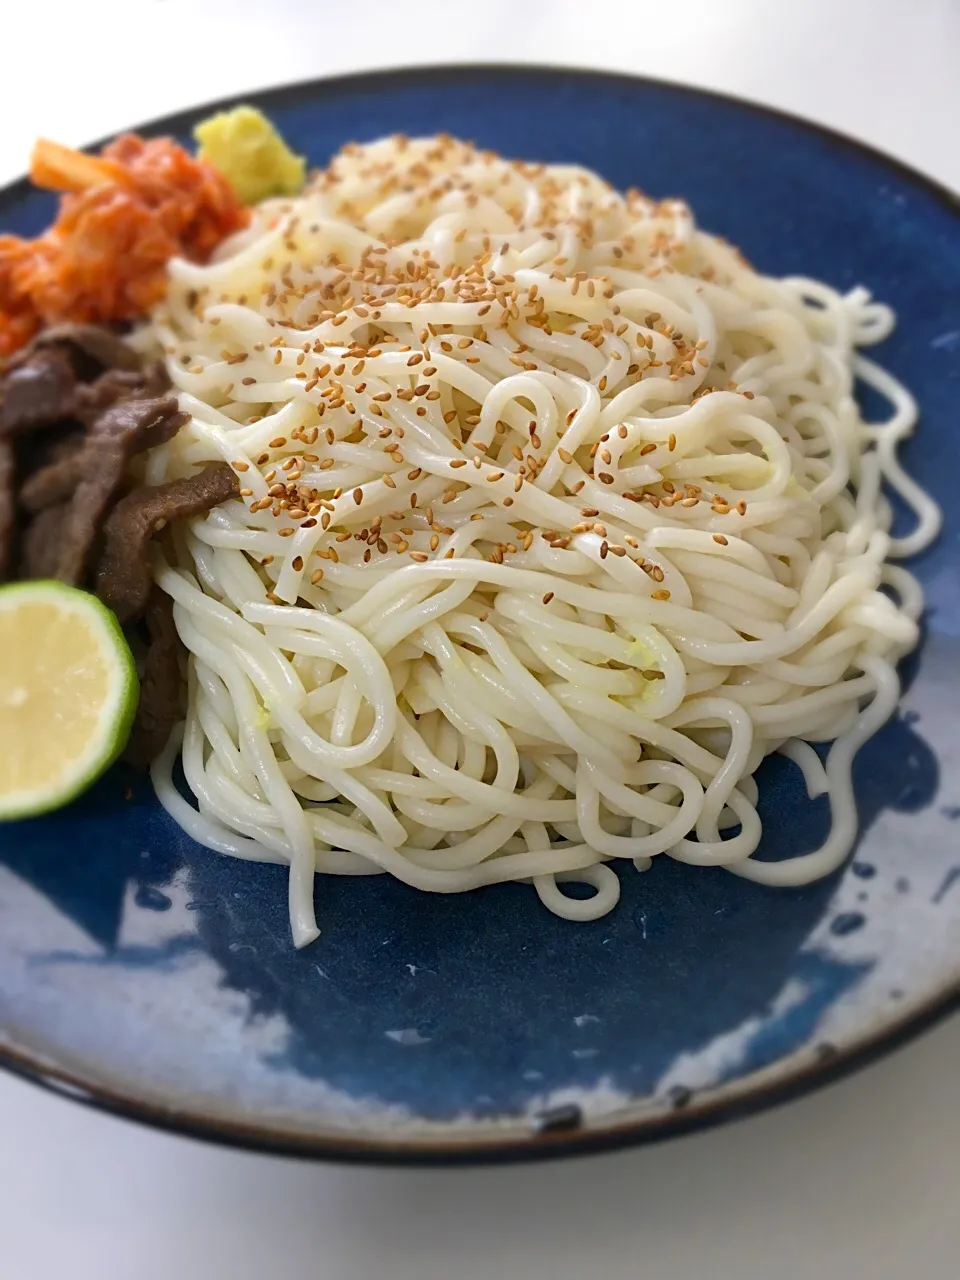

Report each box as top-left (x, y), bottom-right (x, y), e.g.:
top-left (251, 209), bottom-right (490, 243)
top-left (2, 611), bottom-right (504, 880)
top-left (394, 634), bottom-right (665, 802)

top-left (0, 582), bottom-right (138, 820)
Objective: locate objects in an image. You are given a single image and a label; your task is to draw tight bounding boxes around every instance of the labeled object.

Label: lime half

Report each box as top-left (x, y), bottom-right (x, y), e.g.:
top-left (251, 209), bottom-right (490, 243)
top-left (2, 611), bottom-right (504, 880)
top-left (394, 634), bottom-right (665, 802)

top-left (0, 582), bottom-right (138, 820)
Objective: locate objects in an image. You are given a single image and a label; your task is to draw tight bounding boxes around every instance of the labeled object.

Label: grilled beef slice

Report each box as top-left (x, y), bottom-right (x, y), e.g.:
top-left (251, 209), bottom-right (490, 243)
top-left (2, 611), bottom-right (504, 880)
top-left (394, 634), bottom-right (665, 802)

top-left (54, 396), bottom-right (187, 586)
top-left (96, 462), bottom-right (239, 623)
top-left (0, 346), bottom-right (77, 435)
top-left (124, 592), bottom-right (185, 770)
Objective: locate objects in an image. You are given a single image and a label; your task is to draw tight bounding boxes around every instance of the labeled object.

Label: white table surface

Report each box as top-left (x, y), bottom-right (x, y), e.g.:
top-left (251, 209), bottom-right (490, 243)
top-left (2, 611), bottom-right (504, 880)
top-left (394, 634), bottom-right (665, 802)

top-left (1, 3), bottom-right (958, 1277)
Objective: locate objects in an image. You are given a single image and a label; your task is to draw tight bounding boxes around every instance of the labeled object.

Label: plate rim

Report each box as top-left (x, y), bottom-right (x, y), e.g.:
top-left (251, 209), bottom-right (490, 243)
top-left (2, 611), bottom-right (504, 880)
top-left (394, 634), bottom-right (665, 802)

top-left (1, 60), bottom-right (957, 1166)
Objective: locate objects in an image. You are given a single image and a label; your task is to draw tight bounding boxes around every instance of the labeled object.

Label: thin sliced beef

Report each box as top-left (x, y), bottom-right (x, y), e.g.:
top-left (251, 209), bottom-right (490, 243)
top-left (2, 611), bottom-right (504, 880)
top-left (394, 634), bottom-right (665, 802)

top-left (16, 421), bottom-right (84, 470)
top-left (140, 361), bottom-right (172, 398)
top-left (0, 346), bottom-right (77, 435)
top-left (124, 591), bottom-right (184, 770)
top-left (0, 321), bottom-right (153, 438)
top-left (31, 323), bottom-right (142, 375)
top-left (20, 361), bottom-right (175, 515)
top-left (74, 370), bottom-right (146, 421)
top-left (19, 502), bottom-right (70, 579)
top-left (0, 442), bottom-right (14, 577)
top-left (75, 363), bottom-right (170, 422)
top-left (0, 322), bottom-right (205, 772)
top-left (95, 462), bottom-right (238, 623)
top-left (19, 432), bottom-right (86, 511)
top-left (55, 396), bottom-right (187, 586)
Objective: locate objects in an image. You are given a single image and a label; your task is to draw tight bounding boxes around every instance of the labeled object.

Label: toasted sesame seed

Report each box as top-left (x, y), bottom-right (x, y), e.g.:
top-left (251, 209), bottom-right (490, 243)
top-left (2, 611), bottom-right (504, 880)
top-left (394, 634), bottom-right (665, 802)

top-left (651, 589), bottom-right (671, 601)
top-left (713, 534), bottom-right (728, 545)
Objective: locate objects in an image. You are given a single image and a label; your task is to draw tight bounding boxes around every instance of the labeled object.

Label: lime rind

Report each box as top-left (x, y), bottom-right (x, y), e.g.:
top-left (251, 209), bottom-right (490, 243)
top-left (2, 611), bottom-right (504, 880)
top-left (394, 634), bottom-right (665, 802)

top-left (0, 581), bottom-right (139, 821)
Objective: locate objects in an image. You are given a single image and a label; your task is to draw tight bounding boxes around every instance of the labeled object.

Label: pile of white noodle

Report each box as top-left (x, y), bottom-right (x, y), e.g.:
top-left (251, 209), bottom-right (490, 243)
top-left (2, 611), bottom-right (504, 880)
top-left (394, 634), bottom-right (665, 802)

top-left (139, 135), bottom-right (940, 947)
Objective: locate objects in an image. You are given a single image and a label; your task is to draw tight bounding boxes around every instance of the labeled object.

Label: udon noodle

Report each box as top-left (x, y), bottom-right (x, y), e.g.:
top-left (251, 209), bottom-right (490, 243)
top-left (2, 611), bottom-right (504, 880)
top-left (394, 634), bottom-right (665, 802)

top-left (138, 135), bottom-right (939, 946)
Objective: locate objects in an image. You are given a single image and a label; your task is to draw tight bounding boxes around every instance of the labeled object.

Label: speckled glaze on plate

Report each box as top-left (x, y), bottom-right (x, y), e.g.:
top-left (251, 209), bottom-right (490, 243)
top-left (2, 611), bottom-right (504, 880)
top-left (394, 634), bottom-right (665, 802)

top-left (1, 65), bottom-right (958, 1164)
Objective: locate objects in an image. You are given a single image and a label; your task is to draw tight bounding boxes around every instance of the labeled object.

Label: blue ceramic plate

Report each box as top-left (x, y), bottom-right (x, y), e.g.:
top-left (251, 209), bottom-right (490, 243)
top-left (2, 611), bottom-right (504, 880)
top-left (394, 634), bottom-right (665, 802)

top-left (1, 66), bottom-right (958, 1164)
